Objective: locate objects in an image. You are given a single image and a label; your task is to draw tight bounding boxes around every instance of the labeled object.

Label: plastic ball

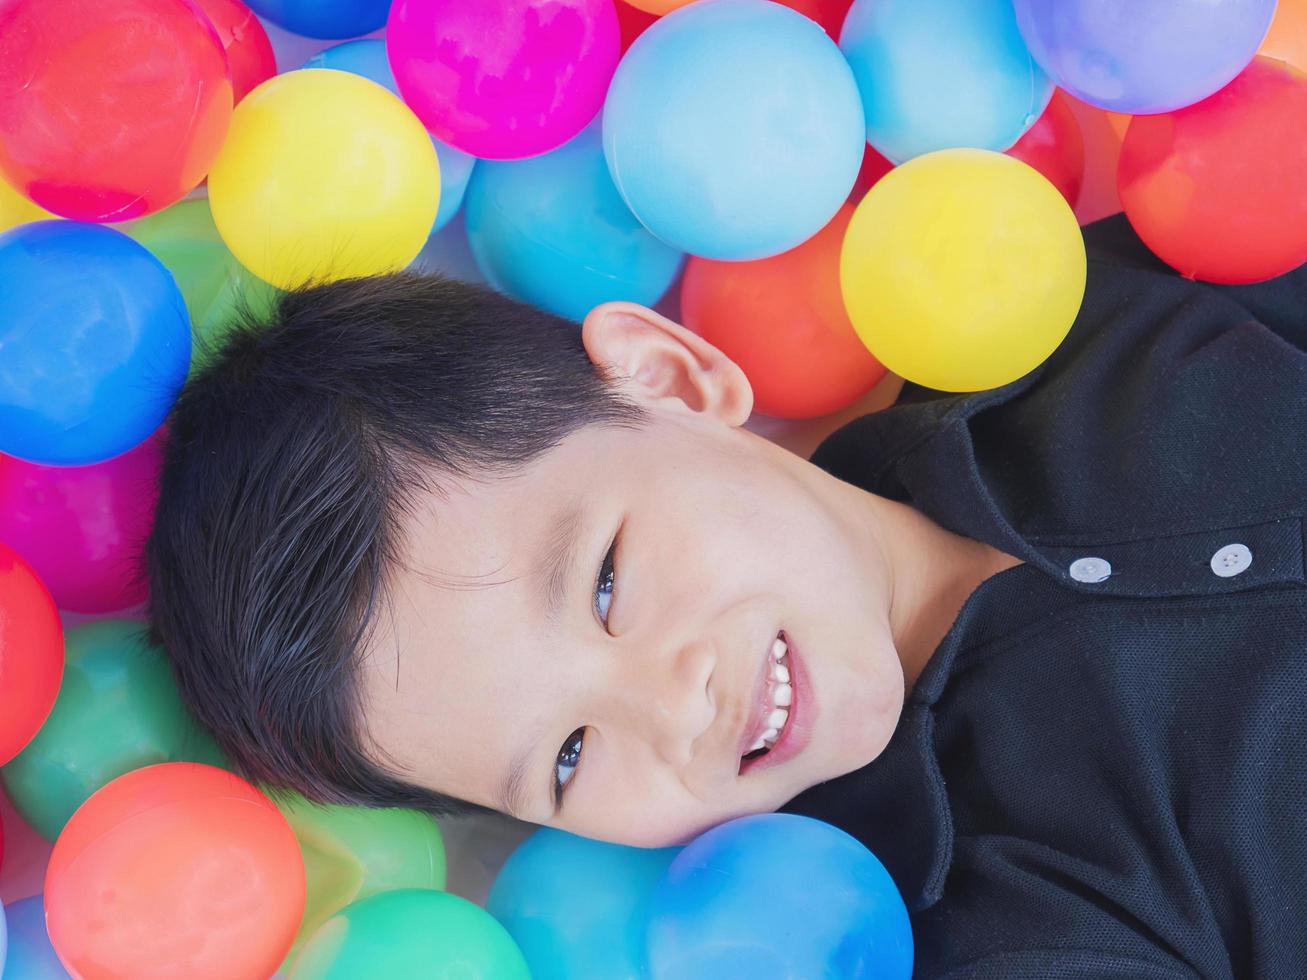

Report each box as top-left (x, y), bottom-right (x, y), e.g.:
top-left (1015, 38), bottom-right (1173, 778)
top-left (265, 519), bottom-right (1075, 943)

top-left (1014, 0), bottom-right (1278, 114)
top-left (388, 0), bottom-right (621, 161)
top-left (1, 620), bottom-right (228, 842)
top-left (0, 177), bottom-right (51, 234)
top-left (303, 40), bottom-right (477, 234)
top-left (840, 0), bottom-right (1052, 165)
top-left (646, 813), bottom-right (913, 979)
top-left (1, 895), bottom-right (67, 979)
top-left (45, 762), bottom-right (304, 980)
top-left (289, 889), bottom-right (530, 979)
top-left (465, 123), bottom-right (685, 322)
top-left (1119, 58), bottom-right (1307, 285)
top-left (275, 795), bottom-right (447, 969)
top-left (244, 0), bottom-right (390, 38)
top-left (0, 0), bottom-right (232, 222)
top-left (191, 0), bottom-right (277, 103)
top-left (208, 69), bottom-right (440, 290)
top-left (681, 203), bottom-right (886, 419)
top-left (487, 828), bottom-right (680, 980)
top-left (841, 148), bottom-right (1086, 392)
top-left (0, 433), bottom-right (162, 614)
top-left (0, 544), bottom-right (63, 768)
top-left (1005, 91), bottom-right (1085, 209)
top-left (126, 198), bottom-right (281, 371)
top-left (1261, 0), bottom-right (1307, 71)
top-left (0, 222), bottom-right (190, 465)
top-left (603, 0), bottom-right (864, 260)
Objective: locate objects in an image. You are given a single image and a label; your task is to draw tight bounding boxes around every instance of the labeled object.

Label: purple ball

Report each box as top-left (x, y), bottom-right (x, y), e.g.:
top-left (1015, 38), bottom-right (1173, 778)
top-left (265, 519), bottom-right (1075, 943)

top-left (1014, 0), bottom-right (1278, 113)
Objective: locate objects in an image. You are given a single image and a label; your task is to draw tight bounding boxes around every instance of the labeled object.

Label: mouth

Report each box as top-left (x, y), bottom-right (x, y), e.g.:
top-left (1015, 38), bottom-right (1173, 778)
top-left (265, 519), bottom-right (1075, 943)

top-left (737, 630), bottom-right (811, 776)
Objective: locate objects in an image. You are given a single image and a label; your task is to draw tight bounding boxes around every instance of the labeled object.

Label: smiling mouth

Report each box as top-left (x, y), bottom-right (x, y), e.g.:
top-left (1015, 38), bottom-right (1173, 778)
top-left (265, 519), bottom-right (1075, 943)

top-left (739, 631), bottom-right (794, 768)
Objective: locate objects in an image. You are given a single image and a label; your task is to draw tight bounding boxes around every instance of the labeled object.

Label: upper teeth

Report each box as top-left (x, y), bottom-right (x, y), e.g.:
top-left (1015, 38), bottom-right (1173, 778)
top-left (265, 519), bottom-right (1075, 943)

top-left (747, 636), bottom-right (792, 753)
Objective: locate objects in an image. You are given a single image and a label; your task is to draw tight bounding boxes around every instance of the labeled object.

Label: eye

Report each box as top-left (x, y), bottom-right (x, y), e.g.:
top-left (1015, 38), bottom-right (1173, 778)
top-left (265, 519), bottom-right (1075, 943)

top-left (554, 727), bottom-right (584, 807)
top-left (594, 531), bottom-right (618, 629)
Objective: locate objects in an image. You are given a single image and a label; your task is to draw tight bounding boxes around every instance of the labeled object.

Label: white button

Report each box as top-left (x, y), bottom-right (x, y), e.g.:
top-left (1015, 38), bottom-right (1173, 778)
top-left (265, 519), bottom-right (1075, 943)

top-left (1210, 543), bottom-right (1252, 577)
top-left (1069, 556), bottom-right (1112, 583)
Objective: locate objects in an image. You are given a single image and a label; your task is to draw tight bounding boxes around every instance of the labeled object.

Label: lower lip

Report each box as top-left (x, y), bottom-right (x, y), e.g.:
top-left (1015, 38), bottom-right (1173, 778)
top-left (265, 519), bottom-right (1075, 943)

top-left (740, 631), bottom-right (815, 775)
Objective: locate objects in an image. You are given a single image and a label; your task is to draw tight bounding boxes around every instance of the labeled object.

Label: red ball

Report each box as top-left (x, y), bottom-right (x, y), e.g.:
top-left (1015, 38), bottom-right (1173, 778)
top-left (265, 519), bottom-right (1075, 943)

top-left (0, 541), bottom-right (63, 766)
top-left (190, 0), bottom-right (276, 104)
top-left (1007, 91), bottom-right (1085, 209)
top-left (850, 142), bottom-right (895, 203)
top-left (1119, 57), bottom-right (1307, 284)
top-left (681, 203), bottom-right (887, 419)
top-left (45, 763), bottom-right (306, 980)
top-left (0, 0), bottom-right (233, 221)
top-left (780, 0), bottom-right (855, 41)
top-left (616, 0), bottom-right (660, 52)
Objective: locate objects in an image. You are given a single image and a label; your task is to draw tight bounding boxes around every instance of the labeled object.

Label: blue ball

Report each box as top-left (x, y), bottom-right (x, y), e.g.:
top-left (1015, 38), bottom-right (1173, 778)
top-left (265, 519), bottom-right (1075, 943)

top-left (2, 895), bottom-right (68, 978)
top-left (464, 122), bottom-right (685, 322)
top-left (487, 828), bottom-right (680, 980)
top-left (0, 222), bottom-right (190, 466)
top-left (840, 0), bottom-right (1053, 163)
top-left (245, 0), bottom-right (389, 40)
top-left (602, 0), bottom-right (864, 261)
top-left (303, 40), bottom-right (476, 233)
top-left (646, 813), bottom-right (913, 980)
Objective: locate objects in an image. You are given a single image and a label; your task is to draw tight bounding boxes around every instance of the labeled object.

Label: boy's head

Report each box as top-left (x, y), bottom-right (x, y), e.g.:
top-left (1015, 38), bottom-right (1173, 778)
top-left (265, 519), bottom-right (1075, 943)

top-left (148, 273), bottom-right (906, 848)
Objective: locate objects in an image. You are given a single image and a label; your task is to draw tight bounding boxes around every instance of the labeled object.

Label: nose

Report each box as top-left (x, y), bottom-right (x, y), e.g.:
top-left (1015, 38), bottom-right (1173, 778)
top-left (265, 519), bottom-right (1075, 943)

top-left (615, 637), bottom-right (718, 767)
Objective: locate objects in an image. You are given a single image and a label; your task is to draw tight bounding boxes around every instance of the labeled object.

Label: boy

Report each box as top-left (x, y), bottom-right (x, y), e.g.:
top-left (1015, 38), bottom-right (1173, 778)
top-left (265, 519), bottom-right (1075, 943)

top-left (148, 214), bottom-right (1307, 977)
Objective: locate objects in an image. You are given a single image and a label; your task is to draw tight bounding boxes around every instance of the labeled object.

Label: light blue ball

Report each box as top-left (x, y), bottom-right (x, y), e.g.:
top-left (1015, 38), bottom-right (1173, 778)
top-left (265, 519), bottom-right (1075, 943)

top-left (602, 0), bottom-right (864, 261)
top-left (1, 896), bottom-right (70, 978)
top-left (487, 828), bottom-right (680, 980)
top-left (303, 39), bottom-right (476, 233)
top-left (464, 122), bottom-right (685, 322)
top-left (0, 222), bottom-right (190, 466)
top-left (840, 0), bottom-right (1053, 164)
top-left (646, 813), bottom-right (913, 980)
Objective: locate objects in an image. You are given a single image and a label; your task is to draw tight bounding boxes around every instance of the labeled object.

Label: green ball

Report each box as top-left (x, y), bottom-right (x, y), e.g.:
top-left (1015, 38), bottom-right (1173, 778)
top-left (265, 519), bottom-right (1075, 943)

top-left (274, 794), bottom-right (448, 969)
top-left (289, 888), bottom-right (531, 980)
top-left (125, 197), bottom-right (279, 373)
top-left (0, 620), bottom-right (228, 841)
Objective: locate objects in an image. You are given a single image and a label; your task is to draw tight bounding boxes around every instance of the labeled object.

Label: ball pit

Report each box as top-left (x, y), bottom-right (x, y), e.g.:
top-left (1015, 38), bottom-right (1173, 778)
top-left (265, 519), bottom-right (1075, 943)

top-left (0, 2), bottom-right (1303, 976)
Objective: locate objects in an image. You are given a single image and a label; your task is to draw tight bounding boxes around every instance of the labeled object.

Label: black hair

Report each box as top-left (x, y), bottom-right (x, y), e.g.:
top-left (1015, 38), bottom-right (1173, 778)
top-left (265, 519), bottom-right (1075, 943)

top-left (146, 272), bottom-right (649, 818)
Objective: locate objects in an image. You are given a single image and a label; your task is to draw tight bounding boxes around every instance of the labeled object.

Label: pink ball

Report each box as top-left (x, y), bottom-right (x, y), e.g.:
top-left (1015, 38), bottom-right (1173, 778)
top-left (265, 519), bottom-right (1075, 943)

top-left (387, 0), bottom-right (621, 160)
top-left (0, 430), bottom-right (163, 614)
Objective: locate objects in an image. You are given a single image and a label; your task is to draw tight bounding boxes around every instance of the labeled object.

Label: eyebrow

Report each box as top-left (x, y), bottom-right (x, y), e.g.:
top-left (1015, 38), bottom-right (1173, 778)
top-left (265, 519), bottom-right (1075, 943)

top-left (495, 501), bottom-right (586, 819)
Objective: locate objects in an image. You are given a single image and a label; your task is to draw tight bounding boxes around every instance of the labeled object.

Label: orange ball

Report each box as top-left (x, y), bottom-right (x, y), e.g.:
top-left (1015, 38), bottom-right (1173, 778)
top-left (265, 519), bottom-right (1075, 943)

top-left (1119, 57), bottom-right (1307, 284)
top-left (681, 203), bottom-right (886, 419)
top-left (623, 0), bottom-right (694, 14)
top-left (45, 762), bottom-right (306, 980)
top-left (0, 540), bottom-right (62, 766)
top-left (1260, 0), bottom-right (1307, 71)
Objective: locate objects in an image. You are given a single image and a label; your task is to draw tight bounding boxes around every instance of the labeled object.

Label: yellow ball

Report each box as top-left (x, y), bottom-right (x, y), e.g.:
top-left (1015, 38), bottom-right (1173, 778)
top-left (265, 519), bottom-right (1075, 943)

top-left (840, 148), bottom-right (1086, 392)
top-left (208, 68), bottom-right (440, 290)
top-left (0, 176), bottom-right (53, 233)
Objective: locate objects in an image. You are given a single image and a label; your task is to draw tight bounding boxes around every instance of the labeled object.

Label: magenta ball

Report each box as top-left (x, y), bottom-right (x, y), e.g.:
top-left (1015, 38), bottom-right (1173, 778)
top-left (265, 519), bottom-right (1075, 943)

top-left (0, 431), bottom-right (163, 613)
top-left (386, 0), bottom-right (620, 160)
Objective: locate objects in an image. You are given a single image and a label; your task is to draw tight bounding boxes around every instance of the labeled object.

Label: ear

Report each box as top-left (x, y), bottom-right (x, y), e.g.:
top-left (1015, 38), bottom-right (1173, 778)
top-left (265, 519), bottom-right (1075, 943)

top-left (580, 301), bottom-right (753, 427)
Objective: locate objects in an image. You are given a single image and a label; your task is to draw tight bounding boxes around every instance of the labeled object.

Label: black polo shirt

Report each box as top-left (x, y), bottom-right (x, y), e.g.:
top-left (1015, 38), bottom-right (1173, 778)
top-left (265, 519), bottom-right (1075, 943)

top-left (780, 214), bottom-right (1307, 978)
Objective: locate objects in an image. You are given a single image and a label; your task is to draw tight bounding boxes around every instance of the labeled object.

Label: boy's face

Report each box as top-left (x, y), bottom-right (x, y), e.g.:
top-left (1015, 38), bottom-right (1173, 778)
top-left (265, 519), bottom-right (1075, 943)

top-left (357, 303), bottom-right (906, 847)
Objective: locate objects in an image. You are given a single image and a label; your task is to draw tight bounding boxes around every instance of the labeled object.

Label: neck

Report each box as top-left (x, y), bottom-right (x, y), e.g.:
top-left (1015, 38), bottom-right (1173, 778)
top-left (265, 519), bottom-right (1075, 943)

top-left (868, 493), bottom-right (1023, 693)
